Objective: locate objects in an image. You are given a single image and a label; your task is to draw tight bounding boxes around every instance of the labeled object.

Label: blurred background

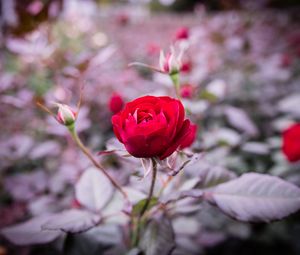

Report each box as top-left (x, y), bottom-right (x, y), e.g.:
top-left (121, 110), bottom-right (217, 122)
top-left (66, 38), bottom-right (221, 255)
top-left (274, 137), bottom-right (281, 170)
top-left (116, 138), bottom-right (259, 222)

top-left (1, 0), bottom-right (300, 254)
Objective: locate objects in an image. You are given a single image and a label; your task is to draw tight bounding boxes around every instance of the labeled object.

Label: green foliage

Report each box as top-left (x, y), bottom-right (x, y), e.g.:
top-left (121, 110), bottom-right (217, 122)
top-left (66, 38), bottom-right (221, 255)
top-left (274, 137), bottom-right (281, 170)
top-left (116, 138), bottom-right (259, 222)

top-left (199, 90), bottom-right (218, 102)
top-left (29, 70), bottom-right (53, 97)
top-left (132, 198), bottom-right (158, 217)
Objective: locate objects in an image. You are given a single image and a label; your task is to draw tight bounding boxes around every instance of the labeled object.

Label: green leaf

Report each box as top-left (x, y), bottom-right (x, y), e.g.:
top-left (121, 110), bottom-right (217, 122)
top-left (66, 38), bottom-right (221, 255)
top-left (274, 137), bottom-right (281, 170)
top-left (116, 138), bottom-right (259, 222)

top-left (199, 90), bottom-right (218, 102)
top-left (29, 71), bottom-right (53, 97)
top-left (139, 215), bottom-right (175, 255)
top-left (132, 197), bottom-right (158, 216)
top-left (4, 52), bottom-right (22, 73)
top-left (170, 72), bottom-right (180, 96)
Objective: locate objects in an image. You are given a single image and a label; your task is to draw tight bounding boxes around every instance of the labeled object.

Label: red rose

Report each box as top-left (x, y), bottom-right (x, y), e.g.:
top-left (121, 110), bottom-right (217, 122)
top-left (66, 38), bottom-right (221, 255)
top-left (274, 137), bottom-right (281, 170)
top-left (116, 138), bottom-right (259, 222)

top-left (282, 123), bottom-right (300, 162)
top-left (109, 93), bottom-right (124, 114)
top-left (111, 96), bottom-right (197, 159)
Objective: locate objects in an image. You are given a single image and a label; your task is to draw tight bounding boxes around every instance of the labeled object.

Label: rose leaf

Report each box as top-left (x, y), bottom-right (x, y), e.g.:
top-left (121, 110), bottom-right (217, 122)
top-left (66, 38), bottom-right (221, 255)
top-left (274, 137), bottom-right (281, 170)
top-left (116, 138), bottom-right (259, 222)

top-left (1, 214), bottom-right (62, 245)
top-left (205, 173), bottom-right (300, 222)
top-left (139, 215), bottom-right (175, 255)
top-left (75, 167), bottom-right (114, 212)
top-left (42, 209), bottom-right (101, 233)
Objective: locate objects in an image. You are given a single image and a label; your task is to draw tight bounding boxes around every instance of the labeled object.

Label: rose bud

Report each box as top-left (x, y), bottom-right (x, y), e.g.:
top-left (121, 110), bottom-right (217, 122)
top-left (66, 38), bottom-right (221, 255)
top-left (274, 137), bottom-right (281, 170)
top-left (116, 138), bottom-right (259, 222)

top-left (129, 42), bottom-right (188, 78)
top-left (159, 43), bottom-right (188, 74)
top-left (109, 93), bottom-right (124, 114)
top-left (181, 61), bottom-right (192, 73)
top-left (159, 46), bottom-right (183, 74)
top-left (282, 123), bottom-right (300, 162)
top-left (175, 27), bottom-right (189, 41)
top-left (180, 84), bottom-right (195, 99)
top-left (112, 95), bottom-right (197, 159)
top-left (56, 104), bottom-right (77, 126)
top-left (159, 50), bottom-right (180, 74)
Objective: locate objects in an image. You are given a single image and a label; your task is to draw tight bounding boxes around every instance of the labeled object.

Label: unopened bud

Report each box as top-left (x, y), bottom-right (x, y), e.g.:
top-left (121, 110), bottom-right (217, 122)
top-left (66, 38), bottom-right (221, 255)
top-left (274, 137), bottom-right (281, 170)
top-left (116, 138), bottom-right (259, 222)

top-left (175, 27), bottom-right (189, 41)
top-left (56, 104), bottom-right (77, 126)
top-left (159, 42), bottom-right (188, 75)
top-left (180, 84), bottom-right (195, 99)
top-left (181, 61), bottom-right (192, 73)
top-left (109, 93), bottom-right (124, 114)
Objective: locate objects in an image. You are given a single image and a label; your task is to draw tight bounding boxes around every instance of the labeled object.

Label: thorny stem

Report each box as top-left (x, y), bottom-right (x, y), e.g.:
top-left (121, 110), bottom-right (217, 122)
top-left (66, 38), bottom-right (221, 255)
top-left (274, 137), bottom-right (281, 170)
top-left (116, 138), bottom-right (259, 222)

top-left (68, 124), bottom-right (127, 199)
top-left (132, 158), bottom-right (157, 247)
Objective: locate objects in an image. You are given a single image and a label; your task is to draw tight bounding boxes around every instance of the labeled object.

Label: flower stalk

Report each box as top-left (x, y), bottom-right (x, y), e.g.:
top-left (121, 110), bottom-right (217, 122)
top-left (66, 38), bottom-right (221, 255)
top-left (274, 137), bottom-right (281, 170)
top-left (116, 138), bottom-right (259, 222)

top-left (132, 158), bottom-right (157, 247)
top-left (67, 123), bottom-right (127, 199)
top-left (140, 158), bottom-right (157, 216)
top-left (170, 72), bottom-right (180, 98)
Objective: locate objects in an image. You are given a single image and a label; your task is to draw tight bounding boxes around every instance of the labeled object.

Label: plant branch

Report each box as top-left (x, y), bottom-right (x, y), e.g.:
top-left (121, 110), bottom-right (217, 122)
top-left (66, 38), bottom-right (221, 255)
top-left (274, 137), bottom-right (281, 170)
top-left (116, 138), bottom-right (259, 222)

top-left (132, 158), bottom-right (157, 247)
top-left (170, 72), bottom-right (180, 99)
top-left (140, 158), bottom-right (157, 216)
top-left (68, 124), bottom-right (127, 199)
top-left (158, 175), bottom-right (173, 197)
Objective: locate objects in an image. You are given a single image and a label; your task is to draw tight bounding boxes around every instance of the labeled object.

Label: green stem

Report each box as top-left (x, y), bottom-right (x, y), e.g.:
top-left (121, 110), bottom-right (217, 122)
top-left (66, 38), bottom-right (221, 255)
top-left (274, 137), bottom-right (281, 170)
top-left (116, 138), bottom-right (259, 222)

top-left (132, 158), bottom-right (157, 247)
top-left (140, 158), bottom-right (157, 216)
top-left (170, 72), bottom-right (180, 99)
top-left (68, 124), bottom-right (127, 199)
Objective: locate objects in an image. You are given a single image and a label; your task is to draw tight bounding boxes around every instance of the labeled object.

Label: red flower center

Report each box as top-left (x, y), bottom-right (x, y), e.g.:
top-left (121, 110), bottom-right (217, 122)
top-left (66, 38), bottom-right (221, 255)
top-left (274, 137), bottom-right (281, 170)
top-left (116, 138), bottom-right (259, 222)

top-left (135, 109), bottom-right (153, 123)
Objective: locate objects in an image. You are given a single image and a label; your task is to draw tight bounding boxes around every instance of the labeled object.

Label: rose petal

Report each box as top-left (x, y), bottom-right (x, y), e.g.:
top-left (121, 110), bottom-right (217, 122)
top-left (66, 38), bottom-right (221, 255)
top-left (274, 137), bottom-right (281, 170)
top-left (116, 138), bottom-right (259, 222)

top-left (180, 123), bottom-right (197, 149)
top-left (159, 119), bottom-right (191, 159)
